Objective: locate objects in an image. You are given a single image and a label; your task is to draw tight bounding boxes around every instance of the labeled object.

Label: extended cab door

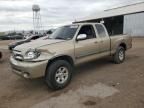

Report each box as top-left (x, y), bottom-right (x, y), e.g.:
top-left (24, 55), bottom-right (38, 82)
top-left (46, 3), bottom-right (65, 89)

top-left (74, 24), bottom-right (101, 61)
top-left (95, 24), bottom-right (111, 54)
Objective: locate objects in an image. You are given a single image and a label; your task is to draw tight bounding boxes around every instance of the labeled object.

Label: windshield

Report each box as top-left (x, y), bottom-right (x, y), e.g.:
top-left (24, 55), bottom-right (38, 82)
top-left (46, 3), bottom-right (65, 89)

top-left (48, 25), bottom-right (78, 40)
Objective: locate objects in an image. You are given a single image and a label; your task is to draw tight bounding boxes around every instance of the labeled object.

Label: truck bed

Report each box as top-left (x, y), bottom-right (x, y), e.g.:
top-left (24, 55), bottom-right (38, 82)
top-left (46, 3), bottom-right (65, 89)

top-left (110, 34), bottom-right (132, 55)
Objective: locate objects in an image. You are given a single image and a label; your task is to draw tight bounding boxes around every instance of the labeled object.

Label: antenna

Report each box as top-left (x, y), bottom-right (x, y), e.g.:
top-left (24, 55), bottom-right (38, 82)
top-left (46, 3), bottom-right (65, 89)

top-left (32, 4), bottom-right (42, 34)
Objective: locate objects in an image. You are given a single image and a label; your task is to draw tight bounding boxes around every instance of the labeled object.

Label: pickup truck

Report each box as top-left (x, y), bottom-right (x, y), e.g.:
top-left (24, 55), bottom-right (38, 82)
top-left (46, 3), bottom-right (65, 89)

top-left (10, 23), bottom-right (132, 90)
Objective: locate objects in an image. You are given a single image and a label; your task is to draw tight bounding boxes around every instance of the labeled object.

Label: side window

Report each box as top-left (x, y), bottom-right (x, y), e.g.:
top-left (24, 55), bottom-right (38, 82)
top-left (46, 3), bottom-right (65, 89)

top-left (31, 36), bottom-right (39, 40)
top-left (95, 24), bottom-right (107, 38)
top-left (78, 25), bottom-right (96, 39)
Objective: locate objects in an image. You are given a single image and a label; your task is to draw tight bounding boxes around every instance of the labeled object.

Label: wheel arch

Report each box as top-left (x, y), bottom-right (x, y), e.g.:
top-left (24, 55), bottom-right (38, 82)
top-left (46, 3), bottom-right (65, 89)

top-left (119, 42), bottom-right (127, 50)
top-left (45, 55), bottom-right (74, 75)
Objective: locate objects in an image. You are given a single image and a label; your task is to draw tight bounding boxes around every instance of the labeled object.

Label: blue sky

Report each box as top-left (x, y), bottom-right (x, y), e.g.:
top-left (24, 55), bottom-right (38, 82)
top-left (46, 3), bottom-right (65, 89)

top-left (0, 0), bottom-right (144, 31)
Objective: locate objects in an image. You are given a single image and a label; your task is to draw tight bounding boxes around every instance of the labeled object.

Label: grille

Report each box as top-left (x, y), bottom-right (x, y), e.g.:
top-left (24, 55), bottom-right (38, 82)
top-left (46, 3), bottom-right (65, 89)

top-left (13, 50), bottom-right (24, 61)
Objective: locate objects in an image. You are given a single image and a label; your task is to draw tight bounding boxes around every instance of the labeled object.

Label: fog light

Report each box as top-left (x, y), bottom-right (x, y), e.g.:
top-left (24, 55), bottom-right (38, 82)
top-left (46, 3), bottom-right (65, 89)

top-left (23, 72), bottom-right (30, 78)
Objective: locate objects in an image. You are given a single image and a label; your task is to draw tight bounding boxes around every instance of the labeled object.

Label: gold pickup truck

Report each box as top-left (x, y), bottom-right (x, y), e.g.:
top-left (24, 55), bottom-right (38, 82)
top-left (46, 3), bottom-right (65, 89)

top-left (10, 23), bottom-right (132, 90)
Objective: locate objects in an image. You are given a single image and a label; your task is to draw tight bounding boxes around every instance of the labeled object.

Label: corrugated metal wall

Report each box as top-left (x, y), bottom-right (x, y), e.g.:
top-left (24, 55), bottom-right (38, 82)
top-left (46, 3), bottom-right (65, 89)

top-left (124, 12), bottom-right (144, 36)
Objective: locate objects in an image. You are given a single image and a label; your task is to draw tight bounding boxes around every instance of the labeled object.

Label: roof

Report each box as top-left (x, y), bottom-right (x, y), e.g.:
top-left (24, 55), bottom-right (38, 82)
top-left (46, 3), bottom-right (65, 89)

top-left (76, 2), bottom-right (144, 22)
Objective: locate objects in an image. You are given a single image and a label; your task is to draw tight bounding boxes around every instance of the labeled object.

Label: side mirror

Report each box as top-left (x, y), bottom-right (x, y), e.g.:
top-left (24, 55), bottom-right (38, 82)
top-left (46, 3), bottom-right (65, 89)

top-left (76, 34), bottom-right (87, 41)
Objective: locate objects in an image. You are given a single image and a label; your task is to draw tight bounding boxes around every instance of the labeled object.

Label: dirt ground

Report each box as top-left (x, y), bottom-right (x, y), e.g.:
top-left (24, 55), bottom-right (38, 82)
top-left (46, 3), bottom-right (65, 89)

top-left (0, 38), bottom-right (144, 108)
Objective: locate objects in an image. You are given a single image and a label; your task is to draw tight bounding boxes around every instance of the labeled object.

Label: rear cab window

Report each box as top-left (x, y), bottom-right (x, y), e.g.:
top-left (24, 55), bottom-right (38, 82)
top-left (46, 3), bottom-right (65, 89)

top-left (95, 24), bottom-right (107, 38)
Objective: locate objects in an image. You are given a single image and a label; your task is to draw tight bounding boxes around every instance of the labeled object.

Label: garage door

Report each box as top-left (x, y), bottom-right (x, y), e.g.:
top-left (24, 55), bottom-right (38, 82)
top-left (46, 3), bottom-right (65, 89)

top-left (124, 12), bottom-right (144, 37)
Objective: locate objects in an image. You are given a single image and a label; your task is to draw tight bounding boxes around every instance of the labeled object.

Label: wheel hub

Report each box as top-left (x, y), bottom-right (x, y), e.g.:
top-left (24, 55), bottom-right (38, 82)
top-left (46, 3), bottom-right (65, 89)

top-left (55, 67), bottom-right (69, 84)
top-left (119, 50), bottom-right (124, 61)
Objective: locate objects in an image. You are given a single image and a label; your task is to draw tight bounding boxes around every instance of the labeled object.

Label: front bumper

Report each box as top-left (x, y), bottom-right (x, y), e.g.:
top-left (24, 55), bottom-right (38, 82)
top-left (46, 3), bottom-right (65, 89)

top-left (10, 56), bottom-right (48, 79)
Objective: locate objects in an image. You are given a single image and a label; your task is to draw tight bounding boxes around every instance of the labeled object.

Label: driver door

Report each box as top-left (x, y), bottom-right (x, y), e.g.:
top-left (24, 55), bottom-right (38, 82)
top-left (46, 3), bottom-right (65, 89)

top-left (75, 24), bottom-right (100, 63)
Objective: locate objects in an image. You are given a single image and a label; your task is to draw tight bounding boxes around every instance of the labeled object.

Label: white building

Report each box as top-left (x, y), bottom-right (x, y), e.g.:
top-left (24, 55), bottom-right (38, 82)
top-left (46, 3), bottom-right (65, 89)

top-left (75, 2), bottom-right (144, 37)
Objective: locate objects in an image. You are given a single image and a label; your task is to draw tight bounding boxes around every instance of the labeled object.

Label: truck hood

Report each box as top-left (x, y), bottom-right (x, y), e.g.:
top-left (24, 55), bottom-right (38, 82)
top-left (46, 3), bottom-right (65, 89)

top-left (14, 39), bottom-right (65, 52)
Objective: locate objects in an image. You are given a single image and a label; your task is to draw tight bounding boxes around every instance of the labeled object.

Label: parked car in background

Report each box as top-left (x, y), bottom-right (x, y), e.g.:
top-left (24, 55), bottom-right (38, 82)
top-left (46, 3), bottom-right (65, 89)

top-left (0, 35), bottom-right (11, 40)
top-left (10, 23), bottom-right (132, 90)
top-left (0, 34), bottom-right (24, 40)
top-left (8, 35), bottom-right (24, 40)
top-left (8, 35), bottom-right (44, 51)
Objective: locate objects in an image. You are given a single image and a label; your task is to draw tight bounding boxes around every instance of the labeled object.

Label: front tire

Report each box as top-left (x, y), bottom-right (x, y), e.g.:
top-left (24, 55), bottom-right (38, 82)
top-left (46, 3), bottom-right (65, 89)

top-left (45, 60), bottom-right (73, 90)
top-left (113, 46), bottom-right (125, 64)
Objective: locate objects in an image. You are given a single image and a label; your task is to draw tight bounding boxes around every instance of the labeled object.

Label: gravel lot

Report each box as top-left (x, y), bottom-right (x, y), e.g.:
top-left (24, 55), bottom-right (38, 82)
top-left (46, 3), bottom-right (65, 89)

top-left (0, 38), bottom-right (144, 108)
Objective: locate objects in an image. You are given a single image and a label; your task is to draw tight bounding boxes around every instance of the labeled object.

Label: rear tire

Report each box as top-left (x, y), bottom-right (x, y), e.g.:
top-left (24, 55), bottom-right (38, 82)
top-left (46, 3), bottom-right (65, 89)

top-left (113, 46), bottom-right (125, 64)
top-left (45, 60), bottom-right (73, 90)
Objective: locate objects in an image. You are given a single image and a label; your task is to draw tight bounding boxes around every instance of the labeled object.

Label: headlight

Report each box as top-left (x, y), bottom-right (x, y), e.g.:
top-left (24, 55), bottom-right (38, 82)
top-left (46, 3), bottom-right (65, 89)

top-left (24, 49), bottom-right (41, 60)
